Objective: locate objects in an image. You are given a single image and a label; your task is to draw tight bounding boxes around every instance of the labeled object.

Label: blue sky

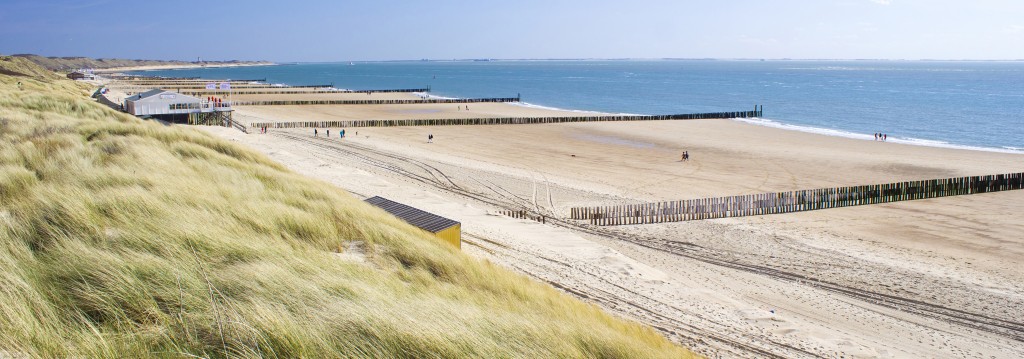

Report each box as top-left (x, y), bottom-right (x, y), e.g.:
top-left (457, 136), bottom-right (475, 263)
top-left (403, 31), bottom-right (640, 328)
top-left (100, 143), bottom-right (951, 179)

top-left (1, 0), bottom-right (1022, 61)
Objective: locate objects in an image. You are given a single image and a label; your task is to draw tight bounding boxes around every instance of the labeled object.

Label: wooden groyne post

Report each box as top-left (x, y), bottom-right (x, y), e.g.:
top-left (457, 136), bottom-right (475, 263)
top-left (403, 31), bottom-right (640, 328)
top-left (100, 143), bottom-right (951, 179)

top-left (570, 172), bottom-right (1024, 226)
top-left (247, 110), bottom-right (762, 130)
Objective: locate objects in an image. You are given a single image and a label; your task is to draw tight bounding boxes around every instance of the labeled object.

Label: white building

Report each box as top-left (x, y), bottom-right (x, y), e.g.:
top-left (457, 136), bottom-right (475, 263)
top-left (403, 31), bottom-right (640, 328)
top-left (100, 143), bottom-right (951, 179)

top-left (123, 89), bottom-right (232, 124)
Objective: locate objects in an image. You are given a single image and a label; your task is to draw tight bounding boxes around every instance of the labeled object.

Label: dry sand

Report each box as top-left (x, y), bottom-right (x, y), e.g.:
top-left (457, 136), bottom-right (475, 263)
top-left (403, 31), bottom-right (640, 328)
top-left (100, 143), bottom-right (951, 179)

top-left (228, 92), bottom-right (424, 102)
top-left (194, 100), bottom-right (1022, 358)
top-left (233, 102), bottom-right (602, 124)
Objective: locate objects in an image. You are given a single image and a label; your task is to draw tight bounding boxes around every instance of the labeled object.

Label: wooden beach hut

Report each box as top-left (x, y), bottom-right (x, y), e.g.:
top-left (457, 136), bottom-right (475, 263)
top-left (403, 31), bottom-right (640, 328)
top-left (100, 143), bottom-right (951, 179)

top-left (66, 71), bottom-right (95, 80)
top-left (364, 196), bottom-right (461, 249)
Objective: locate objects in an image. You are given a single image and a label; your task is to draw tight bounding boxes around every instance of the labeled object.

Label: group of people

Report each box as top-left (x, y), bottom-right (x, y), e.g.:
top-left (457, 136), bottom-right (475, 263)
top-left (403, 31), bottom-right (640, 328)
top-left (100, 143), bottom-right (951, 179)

top-left (259, 126), bottom-right (268, 133)
top-left (206, 96), bottom-right (229, 108)
top-left (457, 105), bottom-right (469, 111)
top-left (874, 133), bottom-right (888, 141)
top-left (680, 151), bottom-right (690, 161)
top-left (313, 128), bottom-right (347, 138)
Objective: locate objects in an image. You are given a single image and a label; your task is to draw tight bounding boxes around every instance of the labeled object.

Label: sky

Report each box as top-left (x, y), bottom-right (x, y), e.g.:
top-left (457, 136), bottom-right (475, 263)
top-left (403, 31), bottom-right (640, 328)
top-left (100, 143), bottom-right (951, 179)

top-left (1, 0), bottom-right (1022, 61)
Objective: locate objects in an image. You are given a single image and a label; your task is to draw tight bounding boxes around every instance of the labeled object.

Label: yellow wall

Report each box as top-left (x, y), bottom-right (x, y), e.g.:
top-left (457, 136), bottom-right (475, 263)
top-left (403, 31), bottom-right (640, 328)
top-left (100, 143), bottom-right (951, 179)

top-left (434, 224), bottom-right (461, 249)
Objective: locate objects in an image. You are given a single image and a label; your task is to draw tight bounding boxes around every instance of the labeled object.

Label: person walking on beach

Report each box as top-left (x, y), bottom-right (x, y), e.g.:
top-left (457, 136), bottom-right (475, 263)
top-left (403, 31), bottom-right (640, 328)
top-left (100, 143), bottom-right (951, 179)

top-left (883, 133), bottom-right (887, 141)
top-left (314, 128), bottom-right (318, 137)
top-left (428, 134), bottom-right (434, 143)
top-left (327, 129), bottom-right (330, 138)
top-left (341, 129), bottom-right (346, 138)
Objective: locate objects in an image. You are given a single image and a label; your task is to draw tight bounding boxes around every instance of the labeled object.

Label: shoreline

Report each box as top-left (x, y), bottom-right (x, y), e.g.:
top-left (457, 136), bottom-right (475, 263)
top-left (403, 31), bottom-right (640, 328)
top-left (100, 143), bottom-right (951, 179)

top-left (125, 60), bottom-right (1023, 155)
top-left (732, 117), bottom-right (1024, 155)
top-left (112, 64), bottom-right (1024, 155)
top-left (95, 62), bottom-right (276, 73)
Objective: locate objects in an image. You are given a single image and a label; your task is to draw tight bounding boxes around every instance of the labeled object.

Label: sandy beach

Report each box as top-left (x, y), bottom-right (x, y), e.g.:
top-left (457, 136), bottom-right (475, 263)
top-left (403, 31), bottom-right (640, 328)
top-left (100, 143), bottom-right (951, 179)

top-left (189, 98), bottom-right (1024, 358)
top-left (233, 102), bottom-right (602, 124)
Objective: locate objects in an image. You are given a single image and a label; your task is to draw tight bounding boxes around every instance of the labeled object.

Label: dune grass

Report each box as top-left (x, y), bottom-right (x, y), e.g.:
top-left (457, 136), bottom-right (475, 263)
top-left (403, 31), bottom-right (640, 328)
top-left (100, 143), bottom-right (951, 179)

top-left (0, 62), bottom-right (696, 357)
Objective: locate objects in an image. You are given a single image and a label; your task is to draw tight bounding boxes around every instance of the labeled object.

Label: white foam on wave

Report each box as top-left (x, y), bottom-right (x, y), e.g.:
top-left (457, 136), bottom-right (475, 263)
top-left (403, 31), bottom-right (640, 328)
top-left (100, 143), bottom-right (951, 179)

top-left (414, 92), bottom-right (459, 100)
top-left (732, 117), bottom-right (1024, 154)
top-left (511, 101), bottom-right (642, 116)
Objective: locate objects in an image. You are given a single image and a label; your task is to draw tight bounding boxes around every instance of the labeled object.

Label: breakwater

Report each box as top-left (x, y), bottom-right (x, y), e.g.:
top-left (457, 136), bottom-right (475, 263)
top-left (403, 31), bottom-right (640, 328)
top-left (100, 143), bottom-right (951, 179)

top-left (248, 110), bottom-right (762, 129)
top-left (570, 173), bottom-right (1024, 225)
top-left (232, 97), bottom-right (519, 106)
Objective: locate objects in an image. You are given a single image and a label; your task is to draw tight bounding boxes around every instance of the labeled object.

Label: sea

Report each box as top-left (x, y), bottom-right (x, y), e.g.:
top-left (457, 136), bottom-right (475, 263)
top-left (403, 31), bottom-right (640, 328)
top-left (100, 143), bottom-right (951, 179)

top-left (130, 60), bottom-right (1024, 153)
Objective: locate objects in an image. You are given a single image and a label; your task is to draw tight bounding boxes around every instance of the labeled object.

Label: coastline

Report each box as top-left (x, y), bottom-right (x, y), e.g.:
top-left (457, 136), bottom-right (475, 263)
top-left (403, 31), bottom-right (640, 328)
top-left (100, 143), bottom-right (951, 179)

top-left (732, 116), bottom-right (1024, 155)
top-left (95, 61), bottom-right (276, 73)
top-left (127, 60), bottom-right (1023, 154)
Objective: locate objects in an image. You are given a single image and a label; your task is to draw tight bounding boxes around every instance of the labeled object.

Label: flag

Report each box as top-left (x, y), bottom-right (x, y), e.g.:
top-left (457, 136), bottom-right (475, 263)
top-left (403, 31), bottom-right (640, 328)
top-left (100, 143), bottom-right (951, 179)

top-left (219, 83), bottom-right (231, 90)
top-left (205, 83), bottom-right (215, 90)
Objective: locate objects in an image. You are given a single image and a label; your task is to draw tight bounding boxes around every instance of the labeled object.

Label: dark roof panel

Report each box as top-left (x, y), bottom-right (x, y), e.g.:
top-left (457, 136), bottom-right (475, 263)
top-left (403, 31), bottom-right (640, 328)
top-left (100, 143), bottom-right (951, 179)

top-left (365, 196), bottom-right (459, 233)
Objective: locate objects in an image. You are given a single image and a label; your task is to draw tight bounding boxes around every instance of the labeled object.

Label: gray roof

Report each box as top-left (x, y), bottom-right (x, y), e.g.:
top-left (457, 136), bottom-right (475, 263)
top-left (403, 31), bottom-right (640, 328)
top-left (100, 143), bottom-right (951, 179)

top-left (127, 89), bottom-right (200, 103)
top-left (130, 88), bottom-right (166, 101)
top-left (364, 196), bottom-right (459, 233)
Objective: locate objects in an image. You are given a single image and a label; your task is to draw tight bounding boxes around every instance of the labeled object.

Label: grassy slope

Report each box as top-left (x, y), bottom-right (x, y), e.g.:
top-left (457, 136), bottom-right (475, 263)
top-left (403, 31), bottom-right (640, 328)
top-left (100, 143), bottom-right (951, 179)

top-left (0, 56), bottom-right (63, 80)
top-left (0, 62), bottom-right (695, 357)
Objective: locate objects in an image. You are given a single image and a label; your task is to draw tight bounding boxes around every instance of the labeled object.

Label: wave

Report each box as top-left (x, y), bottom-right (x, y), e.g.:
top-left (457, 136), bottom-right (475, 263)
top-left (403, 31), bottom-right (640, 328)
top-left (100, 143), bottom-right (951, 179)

top-left (511, 101), bottom-right (642, 116)
top-left (415, 92), bottom-right (459, 100)
top-left (781, 66), bottom-right (979, 72)
top-left (732, 117), bottom-right (1024, 154)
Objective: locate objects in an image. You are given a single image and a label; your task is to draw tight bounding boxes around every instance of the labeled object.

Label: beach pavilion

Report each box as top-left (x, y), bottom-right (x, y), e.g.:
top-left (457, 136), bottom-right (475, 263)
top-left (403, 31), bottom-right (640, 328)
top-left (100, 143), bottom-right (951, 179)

top-left (123, 88), bottom-right (232, 125)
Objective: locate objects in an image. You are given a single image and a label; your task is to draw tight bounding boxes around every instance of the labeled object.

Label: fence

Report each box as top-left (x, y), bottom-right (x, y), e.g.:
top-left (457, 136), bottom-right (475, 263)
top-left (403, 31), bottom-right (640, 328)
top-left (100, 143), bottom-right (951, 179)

top-left (248, 110), bottom-right (762, 129)
top-left (570, 173), bottom-right (1024, 225)
top-left (499, 210), bottom-right (547, 224)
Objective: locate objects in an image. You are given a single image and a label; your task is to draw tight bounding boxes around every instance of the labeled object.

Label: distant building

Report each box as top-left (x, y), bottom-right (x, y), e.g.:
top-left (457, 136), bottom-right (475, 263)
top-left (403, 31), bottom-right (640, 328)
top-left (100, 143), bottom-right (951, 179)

top-left (67, 72), bottom-right (95, 80)
top-left (124, 89), bottom-right (232, 124)
top-left (364, 196), bottom-right (461, 248)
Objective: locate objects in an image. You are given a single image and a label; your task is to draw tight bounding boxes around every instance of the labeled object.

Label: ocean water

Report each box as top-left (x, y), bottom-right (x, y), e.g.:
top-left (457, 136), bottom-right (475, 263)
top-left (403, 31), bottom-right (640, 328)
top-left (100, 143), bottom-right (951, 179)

top-left (132, 60), bottom-right (1024, 153)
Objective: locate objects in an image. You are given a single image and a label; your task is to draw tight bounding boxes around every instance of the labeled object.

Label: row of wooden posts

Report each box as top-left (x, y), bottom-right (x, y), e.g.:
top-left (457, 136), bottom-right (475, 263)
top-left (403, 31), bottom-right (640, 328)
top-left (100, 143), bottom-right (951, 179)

top-left (230, 97), bottom-right (520, 106)
top-left (118, 84), bottom-right (337, 90)
top-left (570, 173), bottom-right (1024, 226)
top-left (111, 76), bottom-right (201, 81)
top-left (248, 110), bottom-right (761, 129)
top-left (179, 88), bottom-right (429, 96)
top-left (500, 210), bottom-right (547, 224)
top-left (117, 78), bottom-right (266, 83)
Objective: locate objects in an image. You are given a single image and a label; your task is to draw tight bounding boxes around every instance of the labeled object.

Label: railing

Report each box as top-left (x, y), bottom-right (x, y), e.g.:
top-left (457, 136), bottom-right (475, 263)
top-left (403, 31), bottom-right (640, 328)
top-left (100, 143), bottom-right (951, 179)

top-left (224, 115), bottom-right (248, 134)
top-left (571, 173), bottom-right (1024, 225)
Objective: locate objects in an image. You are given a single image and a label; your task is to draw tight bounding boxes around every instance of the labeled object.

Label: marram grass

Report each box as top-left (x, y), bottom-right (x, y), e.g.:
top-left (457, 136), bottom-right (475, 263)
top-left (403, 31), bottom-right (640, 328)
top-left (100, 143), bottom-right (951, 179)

top-left (0, 62), bottom-right (696, 357)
